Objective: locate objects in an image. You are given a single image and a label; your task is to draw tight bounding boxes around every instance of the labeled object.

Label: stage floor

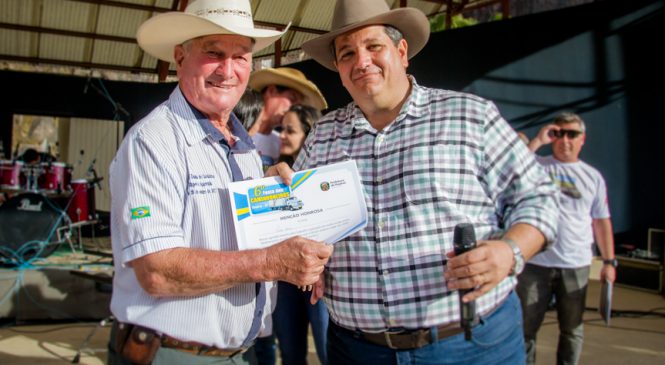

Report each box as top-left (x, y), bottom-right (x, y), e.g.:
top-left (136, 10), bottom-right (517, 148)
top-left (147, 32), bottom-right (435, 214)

top-left (0, 279), bottom-right (663, 365)
top-left (1, 237), bottom-right (112, 322)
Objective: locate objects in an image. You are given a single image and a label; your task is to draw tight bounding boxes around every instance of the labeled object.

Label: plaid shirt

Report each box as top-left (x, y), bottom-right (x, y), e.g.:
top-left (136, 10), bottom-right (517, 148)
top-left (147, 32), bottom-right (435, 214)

top-left (294, 78), bottom-right (558, 331)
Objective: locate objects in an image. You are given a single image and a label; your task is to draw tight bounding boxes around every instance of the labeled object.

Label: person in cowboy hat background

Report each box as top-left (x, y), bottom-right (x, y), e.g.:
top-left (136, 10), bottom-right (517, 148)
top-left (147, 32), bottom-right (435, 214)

top-left (284, 0), bottom-right (560, 363)
top-left (228, 81), bottom-right (328, 365)
top-left (108, 0), bottom-right (332, 364)
top-left (273, 103), bottom-right (330, 365)
top-left (229, 72), bottom-right (327, 365)
top-left (247, 67), bottom-right (327, 170)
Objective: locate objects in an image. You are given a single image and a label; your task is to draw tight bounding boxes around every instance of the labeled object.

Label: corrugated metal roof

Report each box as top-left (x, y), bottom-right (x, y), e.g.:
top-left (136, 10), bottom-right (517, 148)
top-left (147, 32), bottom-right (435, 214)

top-left (0, 0), bottom-right (507, 82)
top-left (297, 0), bottom-right (335, 30)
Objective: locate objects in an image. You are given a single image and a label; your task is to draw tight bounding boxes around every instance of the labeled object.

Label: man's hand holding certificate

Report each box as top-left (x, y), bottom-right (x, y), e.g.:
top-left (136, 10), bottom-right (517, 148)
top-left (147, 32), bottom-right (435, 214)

top-left (228, 160), bottom-right (368, 250)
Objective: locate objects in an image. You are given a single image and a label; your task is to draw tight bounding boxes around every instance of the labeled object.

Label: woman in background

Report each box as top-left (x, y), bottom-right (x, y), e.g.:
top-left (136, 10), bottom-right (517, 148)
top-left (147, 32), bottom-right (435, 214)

top-left (274, 104), bottom-right (329, 365)
top-left (278, 105), bottom-right (319, 166)
top-left (232, 88), bottom-right (276, 365)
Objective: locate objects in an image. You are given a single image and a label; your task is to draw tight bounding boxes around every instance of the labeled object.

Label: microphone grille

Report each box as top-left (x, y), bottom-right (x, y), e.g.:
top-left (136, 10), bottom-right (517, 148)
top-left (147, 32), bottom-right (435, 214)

top-left (454, 223), bottom-right (476, 245)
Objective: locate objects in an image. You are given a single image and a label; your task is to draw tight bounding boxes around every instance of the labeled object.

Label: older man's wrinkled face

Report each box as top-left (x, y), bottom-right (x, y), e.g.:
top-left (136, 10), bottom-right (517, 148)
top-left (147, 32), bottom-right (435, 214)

top-left (175, 34), bottom-right (253, 119)
top-left (333, 25), bottom-right (408, 105)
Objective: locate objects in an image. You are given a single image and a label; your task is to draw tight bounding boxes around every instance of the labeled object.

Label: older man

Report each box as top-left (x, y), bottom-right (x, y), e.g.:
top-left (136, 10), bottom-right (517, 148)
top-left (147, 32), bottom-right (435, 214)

top-left (108, 1), bottom-right (332, 364)
top-left (294, 0), bottom-right (559, 364)
top-left (519, 113), bottom-right (616, 365)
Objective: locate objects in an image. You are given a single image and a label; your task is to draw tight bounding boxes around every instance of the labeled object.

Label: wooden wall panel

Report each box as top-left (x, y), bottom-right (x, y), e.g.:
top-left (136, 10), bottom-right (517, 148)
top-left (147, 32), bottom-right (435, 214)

top-left (65, 118), bottom-right (124, 212)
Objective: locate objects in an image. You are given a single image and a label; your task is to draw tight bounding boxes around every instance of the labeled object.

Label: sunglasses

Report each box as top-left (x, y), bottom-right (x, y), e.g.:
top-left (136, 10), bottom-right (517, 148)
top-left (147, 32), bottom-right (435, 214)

top-left (548, 129), bottom-right (583, 139)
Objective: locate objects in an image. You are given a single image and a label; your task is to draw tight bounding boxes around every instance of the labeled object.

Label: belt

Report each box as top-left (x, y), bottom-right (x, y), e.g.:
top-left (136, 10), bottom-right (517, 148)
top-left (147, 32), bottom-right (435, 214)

top-left (331, 321), bottom-right (468, 350)
top-left (160, 334), bottom-right (249, 357)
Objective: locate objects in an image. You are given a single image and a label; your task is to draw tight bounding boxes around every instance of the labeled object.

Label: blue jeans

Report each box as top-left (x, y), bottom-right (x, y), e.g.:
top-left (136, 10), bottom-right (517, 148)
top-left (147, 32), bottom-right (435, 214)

top-left (327, 291), bottom-right (525, 365)
top-left (516, 264), bottom-right (589, 365)
top-left (273, 281), bottom-right (329, 365)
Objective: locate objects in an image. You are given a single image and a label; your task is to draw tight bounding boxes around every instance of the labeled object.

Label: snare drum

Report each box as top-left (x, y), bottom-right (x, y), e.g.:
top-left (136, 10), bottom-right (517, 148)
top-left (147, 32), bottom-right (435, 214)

top-left (67, 179), bottom-right (96, 222)
top-left (38, 162), bottom-right (72, 192)
top-left (0, 160), bottom-right (24, 190)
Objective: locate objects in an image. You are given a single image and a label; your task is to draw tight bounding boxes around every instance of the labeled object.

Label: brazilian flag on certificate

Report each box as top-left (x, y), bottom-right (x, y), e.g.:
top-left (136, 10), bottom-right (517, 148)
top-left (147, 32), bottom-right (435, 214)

top-left (130, 206), bottom-right (151, 220)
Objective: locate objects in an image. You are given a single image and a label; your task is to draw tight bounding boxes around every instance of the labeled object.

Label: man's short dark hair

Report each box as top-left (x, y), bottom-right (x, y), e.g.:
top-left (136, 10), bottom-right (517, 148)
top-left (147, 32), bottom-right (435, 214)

top-left (264, 85), bottom-right (290, 94)
top-left (259, 84), bottom-right (292, 95)
top-left (330, 25), bottom-right (404, 61)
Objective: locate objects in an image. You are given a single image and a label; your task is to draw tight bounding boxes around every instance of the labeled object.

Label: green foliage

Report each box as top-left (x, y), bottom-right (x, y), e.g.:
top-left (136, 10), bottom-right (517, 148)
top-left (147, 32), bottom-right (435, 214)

top-left (492, 13), bottom-right (508, 21)
top-left (429, 13), bottom-right (484, 33)
top-left (429, 14), bottom-right (447, 32)
top-left (452, 14), bottom-right (478, 28)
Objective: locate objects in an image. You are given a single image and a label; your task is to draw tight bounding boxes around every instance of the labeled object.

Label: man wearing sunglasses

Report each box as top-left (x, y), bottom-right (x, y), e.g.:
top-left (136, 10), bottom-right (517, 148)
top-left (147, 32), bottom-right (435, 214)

top-left (518, 112), bottom-right (617, 365)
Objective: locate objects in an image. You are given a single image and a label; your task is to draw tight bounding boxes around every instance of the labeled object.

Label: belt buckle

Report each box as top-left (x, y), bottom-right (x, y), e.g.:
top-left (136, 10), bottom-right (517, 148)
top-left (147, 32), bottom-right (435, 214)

top-left (383, 328), bottom-right (404, 350)
top-left (198, 346), bottom-right (243, 357)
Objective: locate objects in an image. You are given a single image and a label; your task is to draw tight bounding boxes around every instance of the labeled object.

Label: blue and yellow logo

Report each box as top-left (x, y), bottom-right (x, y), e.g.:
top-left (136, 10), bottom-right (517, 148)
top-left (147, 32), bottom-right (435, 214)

top-left (130, 206), bottom-right (151, 220)
top-left (234, 193), bottom-right (250, 221)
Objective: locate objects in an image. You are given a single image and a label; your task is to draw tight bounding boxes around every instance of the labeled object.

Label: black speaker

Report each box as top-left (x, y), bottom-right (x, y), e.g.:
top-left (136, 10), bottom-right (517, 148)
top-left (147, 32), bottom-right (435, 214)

top-left (616, 256), bottom-right (664, 294)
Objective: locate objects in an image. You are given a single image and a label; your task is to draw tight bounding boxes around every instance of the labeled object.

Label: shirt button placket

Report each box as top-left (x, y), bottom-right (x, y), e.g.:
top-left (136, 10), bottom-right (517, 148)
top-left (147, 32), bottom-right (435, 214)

top-left (374, 132), bottom-right (391, 323)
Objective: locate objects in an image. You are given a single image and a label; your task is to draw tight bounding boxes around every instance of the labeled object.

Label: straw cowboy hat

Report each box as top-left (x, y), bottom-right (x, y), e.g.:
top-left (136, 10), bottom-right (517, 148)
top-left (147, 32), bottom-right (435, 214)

top-left (137, 0), bottom-right (290, 63)
top-left (302, 0), bottom-right (430, 71)
top-left (249, 67), bottom-right (328, 110)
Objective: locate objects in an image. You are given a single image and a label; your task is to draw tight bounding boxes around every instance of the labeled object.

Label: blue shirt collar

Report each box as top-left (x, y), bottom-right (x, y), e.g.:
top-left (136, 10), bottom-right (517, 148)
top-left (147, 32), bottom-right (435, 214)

top-left (186, 99), bottom-right (256, 152)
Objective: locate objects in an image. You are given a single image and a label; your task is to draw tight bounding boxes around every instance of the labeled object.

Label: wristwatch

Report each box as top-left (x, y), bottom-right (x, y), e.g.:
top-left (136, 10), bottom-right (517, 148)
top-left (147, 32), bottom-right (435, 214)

top-left (502, 238), bottom-right (525, 276)
top-left (603, 258), bottom-right (618, 267)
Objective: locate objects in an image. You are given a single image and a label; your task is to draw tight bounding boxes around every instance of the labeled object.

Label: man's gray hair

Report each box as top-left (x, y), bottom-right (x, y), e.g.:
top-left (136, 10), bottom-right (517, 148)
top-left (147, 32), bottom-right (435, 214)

top-left (330, 25), bottom-right (404, 61)
top-left (181, 39), bottom-right (194, 52)
top-left (553, 112), bottom-right (586, 133)
top-left (383, 25), bottom-right (404, 44)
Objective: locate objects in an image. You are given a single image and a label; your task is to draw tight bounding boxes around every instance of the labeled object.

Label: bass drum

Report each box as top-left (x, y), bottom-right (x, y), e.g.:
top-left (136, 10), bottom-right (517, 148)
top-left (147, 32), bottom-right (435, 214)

top-left (0, 193), bottom-right (66, 263)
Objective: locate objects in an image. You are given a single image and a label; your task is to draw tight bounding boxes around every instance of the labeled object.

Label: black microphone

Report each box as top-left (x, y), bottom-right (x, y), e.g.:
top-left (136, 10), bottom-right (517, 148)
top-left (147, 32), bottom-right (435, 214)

top-left (453, 223), bottom-right (477, 341)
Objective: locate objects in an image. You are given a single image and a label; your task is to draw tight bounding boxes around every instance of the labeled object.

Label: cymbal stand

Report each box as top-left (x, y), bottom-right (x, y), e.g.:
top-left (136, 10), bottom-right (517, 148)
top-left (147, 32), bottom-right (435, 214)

top-left (71, 316), bottom-right (114, 363)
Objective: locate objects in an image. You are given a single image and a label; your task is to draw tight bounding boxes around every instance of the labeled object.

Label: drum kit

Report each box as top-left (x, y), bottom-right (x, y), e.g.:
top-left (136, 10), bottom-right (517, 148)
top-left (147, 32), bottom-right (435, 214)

top-left (0, 159), bottom-right (101, 263)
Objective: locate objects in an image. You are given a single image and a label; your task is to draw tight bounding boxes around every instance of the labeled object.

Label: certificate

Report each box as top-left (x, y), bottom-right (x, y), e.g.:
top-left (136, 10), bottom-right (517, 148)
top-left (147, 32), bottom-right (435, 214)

top-left (228, 160), bottom-right (368, 250)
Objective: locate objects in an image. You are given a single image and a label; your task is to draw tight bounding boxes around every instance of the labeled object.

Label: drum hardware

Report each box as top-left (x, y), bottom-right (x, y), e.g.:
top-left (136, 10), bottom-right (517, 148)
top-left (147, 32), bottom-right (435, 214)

top-left (0, 191), bottom-right (103, 264)
top-left (51, 178), bottom-right (101, 252)
top-left (0, 154), bottom-right (106, 263)
top-left (1, 159), bottom-right (74, 195)
top-left (0, 193), bottom-right (72, 264)
top-left (23, 164), bottom-right (42, 192)
top-left (0, 179), bottom-right (102, 264)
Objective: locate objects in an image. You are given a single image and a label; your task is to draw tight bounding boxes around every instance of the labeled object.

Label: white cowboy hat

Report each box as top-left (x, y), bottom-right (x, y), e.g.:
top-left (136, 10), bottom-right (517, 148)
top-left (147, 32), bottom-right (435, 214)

top-left (137, 0), bottom-right (290, 63)
top-left (249, 68), bottom-right (328, 110)
top-left (301, 0), bottom-right (430, 71)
